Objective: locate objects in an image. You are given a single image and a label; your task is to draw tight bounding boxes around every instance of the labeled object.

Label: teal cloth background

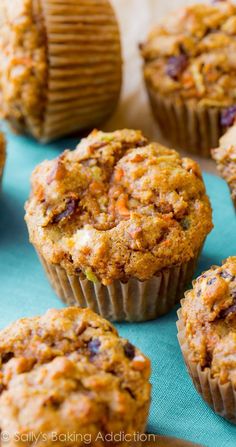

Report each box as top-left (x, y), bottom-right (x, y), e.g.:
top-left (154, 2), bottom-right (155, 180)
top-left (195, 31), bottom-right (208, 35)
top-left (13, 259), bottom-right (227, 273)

top-left (0, 129), bottom-right (236, 447)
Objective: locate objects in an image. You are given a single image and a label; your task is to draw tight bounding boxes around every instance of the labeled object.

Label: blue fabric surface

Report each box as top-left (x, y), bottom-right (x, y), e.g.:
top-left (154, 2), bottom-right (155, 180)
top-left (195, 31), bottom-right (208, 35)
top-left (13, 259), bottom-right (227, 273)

top-left (0, 129), bottom-right (236, 447)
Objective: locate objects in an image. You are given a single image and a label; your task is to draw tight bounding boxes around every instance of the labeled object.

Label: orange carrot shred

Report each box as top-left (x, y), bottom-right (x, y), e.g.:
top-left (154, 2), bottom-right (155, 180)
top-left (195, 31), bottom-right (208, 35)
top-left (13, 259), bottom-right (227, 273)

top-left (114, 167), bottom-right (124, 182)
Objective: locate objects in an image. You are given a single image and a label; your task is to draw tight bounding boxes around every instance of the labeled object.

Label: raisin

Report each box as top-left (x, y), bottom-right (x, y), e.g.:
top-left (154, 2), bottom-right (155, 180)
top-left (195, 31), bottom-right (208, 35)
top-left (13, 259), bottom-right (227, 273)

top-left (88, 339), bottom-right (101, 357)
top-left (180, 217), bottom-right (190, 230)
top-left (125, 387), bottom-right (136, 399)
top-left (166, 54), bottom-right (188, 80)
top-left (219, 300), bottom-right (236, 319)
top-left (124, 342), bottom-right (135, 360)
top-left (1, 352), bottom-right (14, 364)
top-left (52, 198), bottom-right (78, 224)
top-left (43, 396), bottom-right (62, 409)
top-left (0, 384), bottom-right (5, 394)
top-left (207, 277), bottom-right (216, 286)
top-left (221, 105), bottom-right (236, 127)
top-left (219, 271), bottom-right (235, 281)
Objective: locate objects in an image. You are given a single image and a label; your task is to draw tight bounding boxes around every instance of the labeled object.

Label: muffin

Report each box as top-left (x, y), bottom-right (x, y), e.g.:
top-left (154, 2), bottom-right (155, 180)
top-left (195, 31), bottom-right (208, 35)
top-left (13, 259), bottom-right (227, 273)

top-left (0, 132), bottom-right (6, 187)
top-left (0, 0), bottom-right (122, 142)
top-left (0, 307), bottom-right (151, 446)
top-left (25, 129), bottom-right (213, 321)
top-left (177, 257), bottom-right (236, 423)
top-left (140, 1), bottom-right (236, 157)
top-left (212, 124), bottom-right (236, 210)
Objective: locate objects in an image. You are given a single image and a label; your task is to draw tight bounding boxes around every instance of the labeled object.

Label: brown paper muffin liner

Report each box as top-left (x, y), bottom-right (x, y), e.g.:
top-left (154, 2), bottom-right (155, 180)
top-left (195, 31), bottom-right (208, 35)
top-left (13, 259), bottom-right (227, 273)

top-left (34, 0), bottom-right (122, 142)
top-left (177, 309), bottom-right (236, 424)
top-left (36, 247), bottom-right (202, 322)
top-left (146, 86), bottom-right (222, 158)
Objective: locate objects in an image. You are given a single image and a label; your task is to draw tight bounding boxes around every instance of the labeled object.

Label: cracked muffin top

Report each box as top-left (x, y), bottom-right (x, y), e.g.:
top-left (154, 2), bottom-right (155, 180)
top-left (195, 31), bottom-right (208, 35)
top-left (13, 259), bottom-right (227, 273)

top-left (181, 257), bottom-right (236, 386)
top-left (212, 124), bottom-right (236, 207)
top-left (0, 132), bottom-right (6, 177)
top-left (0, 307), bottom-right (151, 446)
top-left (25, 129), bottom-right (213, 285)
top-left (141, 1), bottom-right (236, 109)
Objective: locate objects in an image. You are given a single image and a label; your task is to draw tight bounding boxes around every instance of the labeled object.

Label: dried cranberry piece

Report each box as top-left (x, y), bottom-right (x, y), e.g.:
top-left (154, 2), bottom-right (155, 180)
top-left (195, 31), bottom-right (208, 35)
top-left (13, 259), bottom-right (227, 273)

top-left (221, 106), bottom-right (236, 127)
top-left (124, 342), bottom-right (135, 360)
top-left (166, 54), bottom-right (188, 80)
top-left (53, 198), bottom-right (78, 224)
top-left (219, 300), bottom-right (236, 319)
top-left (0, 384), bottom-right (5, 394)
top-left (207, 277), bottom-right (217, 286)
top-left (180, 217), bottom-right (190, 231)
top-left (219, 271), bottom-right (235, 281)
top-left (1, 352), bottom-right (14, 364)
top-left (88, 339), bottom-right (101, 357)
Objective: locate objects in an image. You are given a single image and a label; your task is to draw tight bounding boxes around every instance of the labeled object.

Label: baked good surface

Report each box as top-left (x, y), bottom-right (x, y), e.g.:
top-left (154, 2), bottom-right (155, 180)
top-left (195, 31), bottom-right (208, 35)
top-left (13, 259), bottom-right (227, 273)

top-left (25, 129), bottom-right (213, 285)
top-left (0, 307), bottom-right (151, 446)
top-left (212, 125), bottom-right (236, 207)
top-left (181, 257), bottom-right (236, 385)
top-left (141, 1), bottom-right (236, 109)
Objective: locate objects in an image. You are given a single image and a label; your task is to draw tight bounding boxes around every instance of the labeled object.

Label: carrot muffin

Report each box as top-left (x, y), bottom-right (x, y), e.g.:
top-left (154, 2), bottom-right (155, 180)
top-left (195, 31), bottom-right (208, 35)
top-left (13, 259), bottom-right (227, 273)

top-left (177, 257), bottom-right (236, 423)
top-left (0, 307), bottom-right (151, 446)
top-left (212, 124), bottom-right (236, 210)
top-left (0, 0), bottom-right (122, 142)
top-left (0, 132), bottom-right (6, 187)
top-left (140, 1), bottom-right (236, 157)
top-left (25, 129), bottom-right (213, 321)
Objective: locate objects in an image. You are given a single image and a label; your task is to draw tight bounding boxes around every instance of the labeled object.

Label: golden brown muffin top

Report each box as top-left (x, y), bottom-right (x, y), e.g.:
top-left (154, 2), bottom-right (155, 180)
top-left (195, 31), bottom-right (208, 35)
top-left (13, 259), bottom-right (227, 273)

top-left (181, 257), bottom-right (236, 386)
top-left (212, 125), bottom-right (236, 205)
top-left (141, 1), bottom-right (236, 108)
top-left (25, 129), bottom-right (212, 285)
top-left (0, 307), bottom-right (151, 447)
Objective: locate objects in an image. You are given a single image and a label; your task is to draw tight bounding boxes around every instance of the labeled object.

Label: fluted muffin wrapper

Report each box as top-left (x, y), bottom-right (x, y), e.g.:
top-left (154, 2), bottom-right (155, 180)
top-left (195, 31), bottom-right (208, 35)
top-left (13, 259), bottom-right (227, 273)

top-left (36, 247), bottom-right (202, 322)
top-left (146, 86), bottom-right (222, 158)
top-left (177, 309), bottom-right (236, 424)
top-left (35, 0), bottom-right (122, 142)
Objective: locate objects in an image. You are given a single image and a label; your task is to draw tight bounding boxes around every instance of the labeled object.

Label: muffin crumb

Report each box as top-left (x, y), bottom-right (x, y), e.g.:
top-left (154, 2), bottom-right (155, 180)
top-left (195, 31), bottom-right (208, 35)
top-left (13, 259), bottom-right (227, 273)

top-left (25, 129), bottom-right (213, 285)
top-left (0, 307), bottom-right (151, 445)
top-left (181, 257), bottom-right (236, 385)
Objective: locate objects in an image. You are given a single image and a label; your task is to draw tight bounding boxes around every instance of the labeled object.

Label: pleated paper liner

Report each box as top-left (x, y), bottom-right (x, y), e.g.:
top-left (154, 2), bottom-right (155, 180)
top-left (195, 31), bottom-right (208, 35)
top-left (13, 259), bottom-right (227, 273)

top-left (36, 247), bottom-right (202, 322)
top-left (177, 309), bottom-right (236, 424)
top-left (33, 0), bottom-right (122, 142)
top-left (146, 85), bottom-right (223, 158)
